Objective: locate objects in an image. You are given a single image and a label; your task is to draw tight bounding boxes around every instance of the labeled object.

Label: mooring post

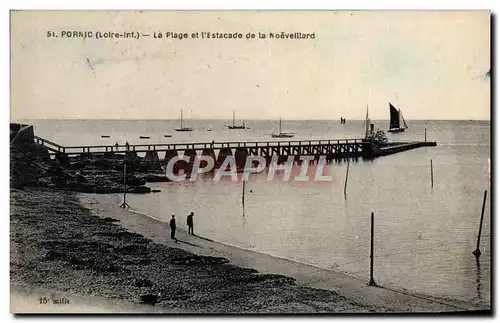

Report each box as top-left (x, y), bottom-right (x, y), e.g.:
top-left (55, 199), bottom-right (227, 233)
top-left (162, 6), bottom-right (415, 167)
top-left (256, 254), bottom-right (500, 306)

top-left (242, 179), bottom-right (246, 217)
top-left (344, 159), bottom-right (350, 199)
top-left (368, 212), bottom-right (377, 287)
top-left (120, 163), bottom-right (130, 209)
top-left (424, 128), bottom-right (427, 142)
top-left (430, 159), bottom-right (434, 188)
top-left (473, 190), bottom-right (488, 258)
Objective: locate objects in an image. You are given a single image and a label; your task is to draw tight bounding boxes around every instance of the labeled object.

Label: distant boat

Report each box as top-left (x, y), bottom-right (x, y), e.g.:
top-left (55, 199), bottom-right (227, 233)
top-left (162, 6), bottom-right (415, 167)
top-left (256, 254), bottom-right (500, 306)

top-left (364, 105), bottom-right (388, 144)
top-left (164, 134), bottom-right (172, 138)
top-left (388, 103), bottom-right (408, 133)
top-left (175, 109), bottom-right (194, 132)
top-left (227, 111), bottom-right (248, 129)
top-left (340, 117), bottom-right (346, 124)
top-left (271, 117), bottom-right (295, 138)
top-left (139, 136), bottom-right (150, 139)
top-left (101, 135), bottom-right (110, 138)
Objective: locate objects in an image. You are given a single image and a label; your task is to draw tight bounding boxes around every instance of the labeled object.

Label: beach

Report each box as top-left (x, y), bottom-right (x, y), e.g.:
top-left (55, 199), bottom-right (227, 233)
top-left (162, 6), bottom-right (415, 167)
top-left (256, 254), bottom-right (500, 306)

top-left (10, 186), bottom-right (486, 313)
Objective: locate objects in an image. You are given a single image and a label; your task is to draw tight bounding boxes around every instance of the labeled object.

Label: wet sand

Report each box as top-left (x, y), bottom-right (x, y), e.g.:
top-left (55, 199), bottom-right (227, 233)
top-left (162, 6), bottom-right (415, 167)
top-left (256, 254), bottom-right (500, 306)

top-left (10, 187), bottom-right (486, 313)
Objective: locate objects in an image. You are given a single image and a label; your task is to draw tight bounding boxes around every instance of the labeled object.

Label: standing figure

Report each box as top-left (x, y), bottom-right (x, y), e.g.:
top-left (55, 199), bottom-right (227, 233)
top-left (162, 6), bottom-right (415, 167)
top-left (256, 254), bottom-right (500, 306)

top-left (169, 215), bottom-right (177, 242)
top-left (187, 212), bottom-right (194, 235)
top-left (125, 141), bottom-right (130, 151)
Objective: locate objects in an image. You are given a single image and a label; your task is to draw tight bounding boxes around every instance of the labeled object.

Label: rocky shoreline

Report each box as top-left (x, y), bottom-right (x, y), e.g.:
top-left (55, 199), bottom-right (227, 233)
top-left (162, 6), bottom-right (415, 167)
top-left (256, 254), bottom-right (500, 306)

top-left (10, 139), bottom-right (171, 194)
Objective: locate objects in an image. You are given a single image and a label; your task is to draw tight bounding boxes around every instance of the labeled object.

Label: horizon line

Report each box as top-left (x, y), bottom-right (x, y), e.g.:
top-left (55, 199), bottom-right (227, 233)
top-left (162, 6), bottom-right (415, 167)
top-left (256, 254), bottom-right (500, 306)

top-left (13, 118), bottom-right (491, 122)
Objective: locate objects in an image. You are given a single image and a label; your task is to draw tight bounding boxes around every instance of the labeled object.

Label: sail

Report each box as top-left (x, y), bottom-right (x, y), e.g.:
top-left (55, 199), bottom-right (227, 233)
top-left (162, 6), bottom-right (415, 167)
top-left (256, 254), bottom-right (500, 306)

top-left (389, 103), bottom-right (400, 129)
top-left (401, 111), bottom-right (408, 129)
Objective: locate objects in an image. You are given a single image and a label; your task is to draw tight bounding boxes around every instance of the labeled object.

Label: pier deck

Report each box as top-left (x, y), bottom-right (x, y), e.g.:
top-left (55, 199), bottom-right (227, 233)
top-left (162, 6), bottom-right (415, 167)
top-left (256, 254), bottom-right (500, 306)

top-left (33, 135), bottom-right (436, 163)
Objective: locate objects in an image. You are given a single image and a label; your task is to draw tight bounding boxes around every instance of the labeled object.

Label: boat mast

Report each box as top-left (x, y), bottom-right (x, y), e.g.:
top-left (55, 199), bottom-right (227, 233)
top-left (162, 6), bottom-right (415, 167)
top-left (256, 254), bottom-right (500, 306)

top-left (365, 105), bottom-right (369, 139)
top-left (180, 109), bottom-right (183, 129)
top-left (279, 117), bottom-right (282, 134)
top-left (233, 110), bottom-right (235, 127)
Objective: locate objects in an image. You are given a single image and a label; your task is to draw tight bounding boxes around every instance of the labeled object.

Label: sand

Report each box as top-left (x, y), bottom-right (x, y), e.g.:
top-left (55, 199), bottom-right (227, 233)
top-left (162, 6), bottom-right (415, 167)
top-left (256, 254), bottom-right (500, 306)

top-left (10, 187), bottom-right (487, 314)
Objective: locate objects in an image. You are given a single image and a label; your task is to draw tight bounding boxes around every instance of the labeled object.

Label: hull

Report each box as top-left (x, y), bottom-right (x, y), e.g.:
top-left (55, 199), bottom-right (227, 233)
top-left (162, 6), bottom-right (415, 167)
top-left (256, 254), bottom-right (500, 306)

top-left (227, 125), bottom-right (247, 129)
top-left (175, 128), bottom-right (193, 132)
top-left (388, 128), bottom-right (405, 133)
top-left (139, 136), bottom-right (150, 139)
top-left (271, 133), bottom-right (294, 138)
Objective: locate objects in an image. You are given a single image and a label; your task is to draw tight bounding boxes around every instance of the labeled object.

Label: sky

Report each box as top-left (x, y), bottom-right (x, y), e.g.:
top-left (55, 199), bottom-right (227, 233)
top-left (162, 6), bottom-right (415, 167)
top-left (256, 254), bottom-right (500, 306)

top-left (10, 10), bottom-right (491, 121)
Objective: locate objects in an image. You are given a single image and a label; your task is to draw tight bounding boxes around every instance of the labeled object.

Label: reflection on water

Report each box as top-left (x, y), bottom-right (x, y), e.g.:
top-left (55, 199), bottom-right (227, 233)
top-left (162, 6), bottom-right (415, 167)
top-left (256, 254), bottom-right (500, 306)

top-left (475, 256), bottom-right (482, 302)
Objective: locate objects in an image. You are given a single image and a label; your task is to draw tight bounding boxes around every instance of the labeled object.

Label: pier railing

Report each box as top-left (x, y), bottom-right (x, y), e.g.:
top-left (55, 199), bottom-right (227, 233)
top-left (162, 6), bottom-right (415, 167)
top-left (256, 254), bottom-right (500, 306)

top-left (56, 138), bottom-right (364, 155)
top-left (34, 135), bottom-right (66, 153)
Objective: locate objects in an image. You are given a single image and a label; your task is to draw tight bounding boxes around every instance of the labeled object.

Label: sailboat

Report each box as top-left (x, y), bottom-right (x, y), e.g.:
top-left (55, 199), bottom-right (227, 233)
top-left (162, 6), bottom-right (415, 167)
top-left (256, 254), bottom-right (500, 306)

top-left (271, 117), bottom-right (295, 138)
top-left (227, 111), bottom-right (247, 129)
top-left (174, 109), bottom-right (193, 132)
top-left (388, 103), bottom-right (408, 133)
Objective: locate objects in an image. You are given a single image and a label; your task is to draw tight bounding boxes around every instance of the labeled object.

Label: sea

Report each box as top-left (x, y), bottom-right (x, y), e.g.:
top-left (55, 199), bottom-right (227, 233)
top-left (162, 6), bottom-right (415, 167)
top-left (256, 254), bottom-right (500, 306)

top-left (24, 119), bottom-right (491, 307)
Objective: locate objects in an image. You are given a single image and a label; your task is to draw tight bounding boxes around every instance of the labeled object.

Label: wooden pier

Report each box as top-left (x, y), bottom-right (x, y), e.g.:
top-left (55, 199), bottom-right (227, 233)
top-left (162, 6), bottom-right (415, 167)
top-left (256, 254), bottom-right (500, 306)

top-left (34, 135), bottom-right (437, 166)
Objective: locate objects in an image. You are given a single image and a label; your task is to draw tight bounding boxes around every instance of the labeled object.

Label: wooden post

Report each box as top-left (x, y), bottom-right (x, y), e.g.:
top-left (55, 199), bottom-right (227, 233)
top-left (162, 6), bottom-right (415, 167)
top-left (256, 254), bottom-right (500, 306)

top-left (473, 190), bottom-right (488, 257)
top-left (242, 179), bottom-right (246, 217)
top-left (430, 159), bottom-right (434, 188)
top-left (344, 159), bottom-right (350, 199)
top-left (120, 163), bottom-right (130, 209)
top-left (368, 212), bottom-right (377, 287)
top-left (424, 128), bottom-right (427, 142)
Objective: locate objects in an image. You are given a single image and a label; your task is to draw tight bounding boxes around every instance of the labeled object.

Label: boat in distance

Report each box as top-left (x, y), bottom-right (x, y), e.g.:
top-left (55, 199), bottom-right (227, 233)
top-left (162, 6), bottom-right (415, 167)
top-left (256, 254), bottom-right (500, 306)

top-left (388, 103), bottom-right (408, 133)
top-left (227, 111), bottom-right (249, 129)
top-left (175, 109), bottom-right (193, 132)
top-left (271, 117), bottom-right (295, 138)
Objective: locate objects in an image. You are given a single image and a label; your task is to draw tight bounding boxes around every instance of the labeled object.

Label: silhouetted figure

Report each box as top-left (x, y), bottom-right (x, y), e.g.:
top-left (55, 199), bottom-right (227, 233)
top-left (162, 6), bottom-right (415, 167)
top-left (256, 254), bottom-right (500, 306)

top-left (125, 141), bottom-right (130, 151)
top-left (187, 212), bottom-right (194, 235)
top-left (169, 215), bottom-right (177, 242)
top-left (115, 142), bottom-right (119, 149)
top-left (211, 140), bottom-right (215, 148)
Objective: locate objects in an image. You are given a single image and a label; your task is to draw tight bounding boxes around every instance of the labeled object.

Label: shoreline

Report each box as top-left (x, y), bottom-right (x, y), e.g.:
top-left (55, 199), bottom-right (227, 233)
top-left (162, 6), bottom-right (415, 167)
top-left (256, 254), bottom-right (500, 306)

top-left (10, 187), bottom-right (376, 313)
top-left (81, 193), bottom-right (487, 313)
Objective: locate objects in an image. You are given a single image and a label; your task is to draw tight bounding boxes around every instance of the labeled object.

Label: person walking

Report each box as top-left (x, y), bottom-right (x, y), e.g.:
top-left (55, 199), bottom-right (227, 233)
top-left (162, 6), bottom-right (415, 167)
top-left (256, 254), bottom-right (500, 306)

top-left (169, 215), bottom-right (178, 243)
top-left (187, 212), bottom-right (194, 235)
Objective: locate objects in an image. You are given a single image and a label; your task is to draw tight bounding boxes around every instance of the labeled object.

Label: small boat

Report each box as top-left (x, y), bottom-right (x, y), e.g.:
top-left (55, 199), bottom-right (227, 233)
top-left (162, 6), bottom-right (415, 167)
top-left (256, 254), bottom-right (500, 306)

top-left (271, 117), bottom-right (295, 138)
top-left (139, 136), bottom-right (150, 139)
top-left (205, 128), bottom-right (212, 132)
top-left (388, 103), bottom-right (408, 133)
top-left (227, 111), bottom-right (248, 129)
top-left (174, 109), bottom-right (193, 132)
top-left (164, 134), bottom-right (172, 138)
top-left (101, 135), bottom-right (110, 138)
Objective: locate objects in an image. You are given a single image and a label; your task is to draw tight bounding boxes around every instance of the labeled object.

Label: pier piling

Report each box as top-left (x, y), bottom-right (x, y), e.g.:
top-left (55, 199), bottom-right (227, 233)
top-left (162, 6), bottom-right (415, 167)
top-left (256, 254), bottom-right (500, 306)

top-left (430, 159), bottom-right (434, 188)
top-left (344, 159), bottom-right (350, 199)
top-left (368, 212), bottom-right (377, 287)
top-left (473, 190), bottom-right (488, 258)
top-left (242, 179), bottom-right (246, 217)
top-left (119, 163), bottom-right (130, 209)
